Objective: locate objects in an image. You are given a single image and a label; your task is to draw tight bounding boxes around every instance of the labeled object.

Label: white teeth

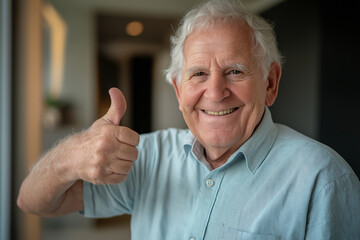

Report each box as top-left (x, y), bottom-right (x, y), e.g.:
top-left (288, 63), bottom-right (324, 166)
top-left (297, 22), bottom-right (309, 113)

top-left (204, 108), bottom-right (236, 116)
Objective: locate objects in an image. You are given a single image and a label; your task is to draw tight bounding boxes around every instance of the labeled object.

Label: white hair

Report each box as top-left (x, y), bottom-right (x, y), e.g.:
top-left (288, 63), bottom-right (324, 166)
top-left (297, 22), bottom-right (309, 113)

top-left (164, 0), bottom-right (283, 84)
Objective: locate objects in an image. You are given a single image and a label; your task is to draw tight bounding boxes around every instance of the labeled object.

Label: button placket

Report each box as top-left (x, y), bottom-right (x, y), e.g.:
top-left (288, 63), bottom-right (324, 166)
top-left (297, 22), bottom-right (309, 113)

top-left (187, 170), bottom-right (227, 240)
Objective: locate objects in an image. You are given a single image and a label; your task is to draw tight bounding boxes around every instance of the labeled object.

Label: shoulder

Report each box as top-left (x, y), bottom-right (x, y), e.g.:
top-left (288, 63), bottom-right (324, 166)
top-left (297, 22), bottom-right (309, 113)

top-left (274, 124), bottom-right (356, 183)
top-left (270, 124), bottom-right (359, 208)
top-left (139, 128), bottom-right (189, 148)
top-left (132, 128), bottom-right (190, 184)
top-left (136, 128), bottom-right (189, 163)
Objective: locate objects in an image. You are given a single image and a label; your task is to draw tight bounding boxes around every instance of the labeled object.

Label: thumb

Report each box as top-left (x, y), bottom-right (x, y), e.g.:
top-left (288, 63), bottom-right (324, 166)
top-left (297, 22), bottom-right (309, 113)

top-left (103, 87), bottom-right (127, 125)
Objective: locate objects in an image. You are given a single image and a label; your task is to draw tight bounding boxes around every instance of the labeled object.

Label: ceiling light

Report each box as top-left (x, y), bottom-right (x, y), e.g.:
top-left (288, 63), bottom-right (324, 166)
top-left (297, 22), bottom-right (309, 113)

top-left (126, 21), bottom-right (144, 37)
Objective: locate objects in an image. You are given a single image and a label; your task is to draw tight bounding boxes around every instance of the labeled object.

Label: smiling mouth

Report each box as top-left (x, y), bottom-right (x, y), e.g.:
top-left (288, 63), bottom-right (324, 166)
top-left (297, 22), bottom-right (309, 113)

top-left (203, 107), bottom-right (238, 116)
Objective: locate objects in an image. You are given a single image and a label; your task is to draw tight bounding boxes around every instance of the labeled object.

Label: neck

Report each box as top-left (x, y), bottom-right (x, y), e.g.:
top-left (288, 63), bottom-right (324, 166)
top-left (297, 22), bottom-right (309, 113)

top-left (204, 147), bottom-right (235, 169)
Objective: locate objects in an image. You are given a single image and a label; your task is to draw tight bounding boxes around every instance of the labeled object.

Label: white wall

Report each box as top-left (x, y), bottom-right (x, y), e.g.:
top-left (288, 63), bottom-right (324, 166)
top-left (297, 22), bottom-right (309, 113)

top-left (152, 50), bottom-right (187, 131)
top-left (47, 2), bottom-right (96, 128)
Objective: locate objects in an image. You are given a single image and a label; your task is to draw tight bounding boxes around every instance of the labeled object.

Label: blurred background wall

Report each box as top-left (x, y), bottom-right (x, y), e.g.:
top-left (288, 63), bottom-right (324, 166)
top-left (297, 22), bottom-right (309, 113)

top-left (1, 0), bottom-right (359, 239)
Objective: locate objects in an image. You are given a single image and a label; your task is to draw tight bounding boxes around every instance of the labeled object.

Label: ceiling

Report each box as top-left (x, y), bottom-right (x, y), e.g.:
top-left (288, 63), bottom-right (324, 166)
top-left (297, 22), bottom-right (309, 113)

top-left (50, 0), bottom-right (286, 17)
top-left (49, 0), bottom-right (286, 58)
top-left (97, 14), bottom-right (176, 46)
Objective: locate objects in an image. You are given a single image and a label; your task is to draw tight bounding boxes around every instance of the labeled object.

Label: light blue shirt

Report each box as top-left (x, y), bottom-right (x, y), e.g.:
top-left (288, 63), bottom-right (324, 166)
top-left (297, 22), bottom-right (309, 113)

top-left (82, 108), bottom-right (360, 239)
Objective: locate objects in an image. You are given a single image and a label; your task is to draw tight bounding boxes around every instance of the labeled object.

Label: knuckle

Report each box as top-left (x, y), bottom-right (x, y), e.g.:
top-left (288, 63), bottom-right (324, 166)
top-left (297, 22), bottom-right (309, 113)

top-left (118, 127), bottom-right (140, 146)
top-left (130, 131), bottom-right (140, 146)
top-left (101, 125), bottom-right (114, 136)
top-left (117, 128), bottom-right (127, 140)
top-left (93, 150), bottom-right (106, 165)
top-left (88, 167), bottom-right (104, 180)
top-left (93, 141), bottom-right (105, 154)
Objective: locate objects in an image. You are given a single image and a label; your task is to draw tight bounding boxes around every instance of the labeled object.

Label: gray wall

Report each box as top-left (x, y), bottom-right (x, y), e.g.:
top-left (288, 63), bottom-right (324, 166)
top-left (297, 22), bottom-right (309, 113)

top-left (263, 1), bottom-right (321, 139)
top-left (318, 0), bottom-right (360, 175)
top-left (263, 0), bottom-right (360, 176)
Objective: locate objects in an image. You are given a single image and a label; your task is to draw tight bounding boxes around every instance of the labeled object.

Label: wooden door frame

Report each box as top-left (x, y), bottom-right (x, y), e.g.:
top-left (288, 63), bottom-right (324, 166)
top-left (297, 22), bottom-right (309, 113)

top-left (13, 0), bottom-right (43, 239)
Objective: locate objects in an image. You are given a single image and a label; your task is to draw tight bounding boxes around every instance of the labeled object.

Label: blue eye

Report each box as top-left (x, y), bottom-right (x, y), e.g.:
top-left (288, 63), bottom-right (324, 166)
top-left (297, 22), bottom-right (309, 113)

top-left (226, 68), bottom-right (246, 81)
top-left (194, 72), bottom-right (205, 77)
top-left (230, 70), bottom-right (242, 74)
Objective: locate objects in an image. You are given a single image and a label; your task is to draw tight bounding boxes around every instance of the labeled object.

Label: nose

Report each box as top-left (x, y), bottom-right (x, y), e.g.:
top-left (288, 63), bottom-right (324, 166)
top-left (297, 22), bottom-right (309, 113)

top-left (203, 72), bottom-right (230, 102)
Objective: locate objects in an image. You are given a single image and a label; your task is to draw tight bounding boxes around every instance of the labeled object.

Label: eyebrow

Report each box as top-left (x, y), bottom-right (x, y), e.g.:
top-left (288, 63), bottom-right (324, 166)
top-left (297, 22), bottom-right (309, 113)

top-left (226, 63), bottom-right (249, 72)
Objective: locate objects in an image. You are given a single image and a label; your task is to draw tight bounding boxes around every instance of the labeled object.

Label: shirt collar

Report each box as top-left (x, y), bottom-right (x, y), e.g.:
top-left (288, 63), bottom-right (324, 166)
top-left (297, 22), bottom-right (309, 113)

top-left (184, 130), bottom-right (212, 170)
top-left (183, 107), bottom-right (278, 174)
top-left (238, 107), bottom-right (278, 174)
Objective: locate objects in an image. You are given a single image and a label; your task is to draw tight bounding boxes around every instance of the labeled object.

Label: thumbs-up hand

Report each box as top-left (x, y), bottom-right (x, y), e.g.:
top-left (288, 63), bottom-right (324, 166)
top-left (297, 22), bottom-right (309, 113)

top-left (69, 88), bottom-right (140, 185)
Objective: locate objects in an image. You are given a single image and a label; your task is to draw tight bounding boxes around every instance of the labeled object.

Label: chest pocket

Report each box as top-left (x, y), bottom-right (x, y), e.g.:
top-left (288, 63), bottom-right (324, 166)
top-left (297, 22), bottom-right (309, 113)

top-left (218, 227), bottom-right (279, 240)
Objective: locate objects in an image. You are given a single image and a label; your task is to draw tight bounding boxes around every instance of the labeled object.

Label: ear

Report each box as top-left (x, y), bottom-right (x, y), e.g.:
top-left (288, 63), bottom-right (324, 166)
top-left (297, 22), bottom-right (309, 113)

top-left (265, 62), bottom-right (282, 106)
top-left (171, 79), bottom-right (183, 111)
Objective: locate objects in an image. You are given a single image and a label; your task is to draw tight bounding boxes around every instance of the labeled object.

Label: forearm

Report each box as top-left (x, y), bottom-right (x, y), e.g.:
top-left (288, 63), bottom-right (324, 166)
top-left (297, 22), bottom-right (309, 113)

top-left (17, 135), bottom-right (82, 216)
top-left (17, 88), bottom-right (140, 216)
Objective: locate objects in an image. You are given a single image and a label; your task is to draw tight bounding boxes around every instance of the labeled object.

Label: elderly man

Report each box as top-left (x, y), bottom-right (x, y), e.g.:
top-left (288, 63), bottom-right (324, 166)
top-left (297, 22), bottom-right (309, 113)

top-left (18, 0), bottom-right (360, 239)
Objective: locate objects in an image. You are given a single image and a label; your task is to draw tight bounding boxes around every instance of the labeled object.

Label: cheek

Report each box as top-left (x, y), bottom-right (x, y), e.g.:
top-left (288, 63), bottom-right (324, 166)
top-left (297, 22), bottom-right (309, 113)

top-left (237, 81), bottom-right (267, 104)
top-left (180, 85), bottom-right (204, 110)
top-left (255, 82), bottom-right (268, 103)
top-left (231, 84), bottom-right (255, 104)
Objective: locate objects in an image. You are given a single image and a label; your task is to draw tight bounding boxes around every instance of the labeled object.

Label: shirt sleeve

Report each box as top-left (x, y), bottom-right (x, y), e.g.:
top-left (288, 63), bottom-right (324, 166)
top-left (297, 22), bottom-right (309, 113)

top-left (81, 177), bottom-right (135, 218)
top-left (305, 173), bottom-right (360, 239)
top-left (81, 165), bottom-right (139, 218)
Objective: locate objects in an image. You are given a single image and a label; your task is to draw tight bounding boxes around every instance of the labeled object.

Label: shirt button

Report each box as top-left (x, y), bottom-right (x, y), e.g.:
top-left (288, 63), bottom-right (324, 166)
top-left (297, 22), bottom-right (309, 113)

top-left (206, 179), bottom-right (214, 187)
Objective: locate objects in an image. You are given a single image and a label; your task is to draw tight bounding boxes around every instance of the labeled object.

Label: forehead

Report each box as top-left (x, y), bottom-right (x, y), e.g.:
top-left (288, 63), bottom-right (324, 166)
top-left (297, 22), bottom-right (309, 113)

top-left (183, 21), bottom-right (254, 64)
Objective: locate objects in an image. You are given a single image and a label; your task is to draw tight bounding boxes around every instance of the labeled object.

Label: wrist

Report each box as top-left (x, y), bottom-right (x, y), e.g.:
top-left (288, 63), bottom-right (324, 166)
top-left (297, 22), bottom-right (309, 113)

top-left (49, 133), bottom-right (82, 184)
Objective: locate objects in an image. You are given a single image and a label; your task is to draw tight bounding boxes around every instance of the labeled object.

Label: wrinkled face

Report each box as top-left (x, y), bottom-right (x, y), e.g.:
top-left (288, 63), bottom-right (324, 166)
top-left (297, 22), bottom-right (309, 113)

top-left (172, 21), bottom-right (280, 161)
